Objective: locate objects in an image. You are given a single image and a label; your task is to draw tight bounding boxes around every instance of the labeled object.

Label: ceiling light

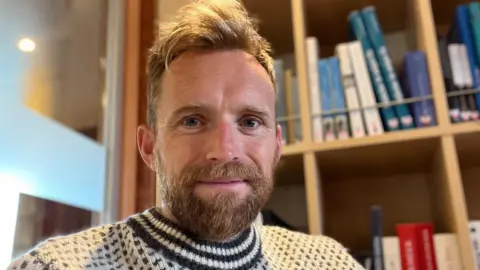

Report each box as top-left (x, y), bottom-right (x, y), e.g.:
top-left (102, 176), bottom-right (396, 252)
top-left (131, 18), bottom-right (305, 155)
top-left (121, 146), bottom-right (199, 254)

top-left (17, 38), bottom-right (36, 52)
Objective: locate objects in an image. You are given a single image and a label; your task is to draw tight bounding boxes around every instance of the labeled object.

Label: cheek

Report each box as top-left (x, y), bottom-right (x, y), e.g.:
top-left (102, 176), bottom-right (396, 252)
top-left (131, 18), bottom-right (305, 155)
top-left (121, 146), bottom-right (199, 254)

top-left (245, 137), bottom-right (277, 173)
top-left (159, 134), bottom-right (199, 176)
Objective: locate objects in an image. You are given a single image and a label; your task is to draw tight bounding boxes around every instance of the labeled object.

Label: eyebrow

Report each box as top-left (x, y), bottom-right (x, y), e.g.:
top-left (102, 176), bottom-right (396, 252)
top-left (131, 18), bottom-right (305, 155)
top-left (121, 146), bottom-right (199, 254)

top-left (168, 103), bottom-right (272, 120)
top-left (243, 105), bottom-right (271, 118)
top-left (169, 103), bottom-right (203, 119)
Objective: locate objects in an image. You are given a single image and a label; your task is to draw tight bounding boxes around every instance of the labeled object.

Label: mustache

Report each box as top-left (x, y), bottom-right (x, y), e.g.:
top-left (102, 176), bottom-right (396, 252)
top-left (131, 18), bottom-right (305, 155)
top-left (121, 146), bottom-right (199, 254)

top-left (178, 161), bottom-right (264, 184)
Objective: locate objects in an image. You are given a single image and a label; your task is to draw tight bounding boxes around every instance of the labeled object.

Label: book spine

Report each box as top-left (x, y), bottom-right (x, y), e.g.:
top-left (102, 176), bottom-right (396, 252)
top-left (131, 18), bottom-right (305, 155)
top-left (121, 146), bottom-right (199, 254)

top-left (416, 223), bottom-right (437, 270)
top-left (456, 5), bottom-right (480, 114)
top-left (459, 44), bottom-right (480, 120)
top-left (437, 34), bottom-right (461, 122)
top-left (306, 37), bottom-right (323, 142)
top-left (371, 206), bottom-right (384, 270)
top-left (291, 75), bottom-right (303, 143)
top-left (283, 69), bottom-right (296, 144)
top-left (328, 57), bottom-right (350, 140)
top-left (469, 2), bottom-right (480, 71)
top-left (348, 41), bottom-right (384, 135)
top-left (335, 43), bottom-right (366, 138)
top-left (348, 11), bottom-right (399, 132)
top-left (433, 233), bottom-right (461, 270)
top-left (402, 51), bottom-right (437, 127)
top-left (382, 237), bottom-right (401, 270)
top-left (469, 221), bottom-right (480, 270)
top-left (319, 59), bottom-right (335, 141)
top-left (273, 59), bottom-right (289, 144)
top-left (361, 6), bottom-right (414, 129)
top-left (448, 44), bottom-right (471, 121)
top-left (396, 224), bottom-right (421, 270)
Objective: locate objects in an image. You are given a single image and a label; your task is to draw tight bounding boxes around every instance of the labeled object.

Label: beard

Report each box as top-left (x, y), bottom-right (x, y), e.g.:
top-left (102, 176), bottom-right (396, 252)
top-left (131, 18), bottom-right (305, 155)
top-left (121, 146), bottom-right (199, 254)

top-left (155, 151), bottom-right (278, 242)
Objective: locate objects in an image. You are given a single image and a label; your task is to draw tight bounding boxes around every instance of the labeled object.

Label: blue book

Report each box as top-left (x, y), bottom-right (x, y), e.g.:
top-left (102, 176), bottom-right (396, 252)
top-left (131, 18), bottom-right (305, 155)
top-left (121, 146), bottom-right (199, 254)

top-left (327, 57), bottom-right (350, 140)
top-left (401, 51), bottom-right (437, 127)
top-left (348, 11), bottom-right (400, 132)
top-left (454, 5), bottom-right (480, 115)
top-left (318, 59), bottom-right (335, 141)
top-left (361, 6), bottom-right (414, 129)
top-left (370, 205), bottom-right (384, 270)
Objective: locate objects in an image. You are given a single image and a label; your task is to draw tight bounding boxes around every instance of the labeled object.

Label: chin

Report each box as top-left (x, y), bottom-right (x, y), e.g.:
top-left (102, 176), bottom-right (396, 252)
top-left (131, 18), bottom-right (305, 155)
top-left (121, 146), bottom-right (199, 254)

top-left (193, 189), bottom-right (249, 204)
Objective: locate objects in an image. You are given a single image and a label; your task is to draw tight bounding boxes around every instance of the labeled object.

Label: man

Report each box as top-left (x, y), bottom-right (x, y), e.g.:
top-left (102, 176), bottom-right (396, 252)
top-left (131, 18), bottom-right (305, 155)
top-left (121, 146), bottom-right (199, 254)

top-left (8, 0), bottom-right (364, 269)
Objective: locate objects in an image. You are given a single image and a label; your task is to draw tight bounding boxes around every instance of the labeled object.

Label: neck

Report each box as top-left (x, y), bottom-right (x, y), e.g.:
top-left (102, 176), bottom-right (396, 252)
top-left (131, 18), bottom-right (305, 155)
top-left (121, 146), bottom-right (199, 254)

top-left (126, 207), bottom-right (264, 269)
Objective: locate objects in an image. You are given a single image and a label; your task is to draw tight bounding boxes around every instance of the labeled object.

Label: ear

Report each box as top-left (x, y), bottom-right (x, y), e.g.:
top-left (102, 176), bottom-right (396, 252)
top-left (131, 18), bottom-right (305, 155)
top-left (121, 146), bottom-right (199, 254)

top-left (275, 124), bottom-right (283, 162)
top-left (137, 124), bottom-right (156, 171)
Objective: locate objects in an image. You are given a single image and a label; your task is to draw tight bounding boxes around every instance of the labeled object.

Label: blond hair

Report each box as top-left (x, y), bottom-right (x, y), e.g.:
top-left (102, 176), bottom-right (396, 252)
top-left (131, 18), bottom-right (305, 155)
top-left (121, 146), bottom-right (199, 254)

top-left (146, 0), bottom-right (275, 128)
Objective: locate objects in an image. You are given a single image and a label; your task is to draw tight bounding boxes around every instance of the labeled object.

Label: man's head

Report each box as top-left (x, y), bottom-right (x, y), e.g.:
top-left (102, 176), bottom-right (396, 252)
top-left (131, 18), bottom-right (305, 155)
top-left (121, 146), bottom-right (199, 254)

top-left (137, 0), bottom-right (283, 241)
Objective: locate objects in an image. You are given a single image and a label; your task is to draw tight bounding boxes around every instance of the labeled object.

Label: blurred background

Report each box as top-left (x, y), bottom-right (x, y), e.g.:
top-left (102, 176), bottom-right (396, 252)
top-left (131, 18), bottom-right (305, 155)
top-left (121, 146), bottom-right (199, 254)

top-left (1, 0), bottom-right (480, 269)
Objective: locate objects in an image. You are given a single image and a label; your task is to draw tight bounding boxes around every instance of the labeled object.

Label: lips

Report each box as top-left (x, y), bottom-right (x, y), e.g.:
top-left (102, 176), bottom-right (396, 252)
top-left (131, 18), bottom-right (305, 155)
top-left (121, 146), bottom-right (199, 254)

top-left (197, 178), bottom-right (246, 184)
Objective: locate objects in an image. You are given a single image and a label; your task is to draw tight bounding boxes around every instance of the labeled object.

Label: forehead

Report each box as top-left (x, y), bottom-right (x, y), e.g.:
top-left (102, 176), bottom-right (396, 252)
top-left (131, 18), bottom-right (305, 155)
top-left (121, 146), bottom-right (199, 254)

top-left (158, 50), bottom-right (274, 114)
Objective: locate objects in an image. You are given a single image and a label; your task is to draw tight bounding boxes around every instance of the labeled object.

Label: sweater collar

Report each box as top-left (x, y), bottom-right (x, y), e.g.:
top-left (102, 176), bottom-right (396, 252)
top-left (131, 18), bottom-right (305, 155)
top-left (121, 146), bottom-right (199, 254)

top-left (126, 207), bottom-right (263, 270)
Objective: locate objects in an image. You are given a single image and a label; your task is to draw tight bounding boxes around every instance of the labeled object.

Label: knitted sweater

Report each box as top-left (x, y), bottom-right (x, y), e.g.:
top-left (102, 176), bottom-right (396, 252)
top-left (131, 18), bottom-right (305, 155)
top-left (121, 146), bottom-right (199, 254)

top-left (8, 208), bottom-right (364, 270)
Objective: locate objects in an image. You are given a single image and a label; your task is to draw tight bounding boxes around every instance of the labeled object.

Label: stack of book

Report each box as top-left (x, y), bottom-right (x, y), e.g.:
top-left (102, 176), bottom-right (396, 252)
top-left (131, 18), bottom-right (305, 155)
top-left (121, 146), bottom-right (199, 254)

top-left (437, 2), bottom-right (480, 123)
top-left (274, 6), bottom-right (437, 145)
top-left (350, 206), bottom-right (473, 270)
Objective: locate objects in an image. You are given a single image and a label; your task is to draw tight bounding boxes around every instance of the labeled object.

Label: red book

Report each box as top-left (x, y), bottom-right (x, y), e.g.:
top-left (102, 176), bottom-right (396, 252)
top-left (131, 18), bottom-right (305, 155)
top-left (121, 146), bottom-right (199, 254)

top-left (416, 223), bottom-right (437, 270)
top-left (396, 223), bottom-right (437, 270)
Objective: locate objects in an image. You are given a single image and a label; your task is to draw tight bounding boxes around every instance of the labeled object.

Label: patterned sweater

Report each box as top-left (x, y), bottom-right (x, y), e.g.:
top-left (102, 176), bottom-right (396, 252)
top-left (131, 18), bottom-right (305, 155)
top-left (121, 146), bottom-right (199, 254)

top-left (8, 208), bottom-right (364, 270)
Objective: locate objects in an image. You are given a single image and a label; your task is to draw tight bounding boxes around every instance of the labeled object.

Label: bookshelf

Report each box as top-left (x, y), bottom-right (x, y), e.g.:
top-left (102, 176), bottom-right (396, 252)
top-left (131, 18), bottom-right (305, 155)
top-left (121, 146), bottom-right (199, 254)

top-left (242, 0), bottom-right (479, 268)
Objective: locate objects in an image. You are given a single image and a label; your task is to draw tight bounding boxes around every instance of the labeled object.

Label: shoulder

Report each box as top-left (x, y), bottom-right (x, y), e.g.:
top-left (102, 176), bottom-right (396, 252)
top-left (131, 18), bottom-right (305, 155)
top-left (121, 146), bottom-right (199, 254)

top-left (7, 222), bottom-right (131, 270)
top-left (259, 226), bottom-right (365, 270)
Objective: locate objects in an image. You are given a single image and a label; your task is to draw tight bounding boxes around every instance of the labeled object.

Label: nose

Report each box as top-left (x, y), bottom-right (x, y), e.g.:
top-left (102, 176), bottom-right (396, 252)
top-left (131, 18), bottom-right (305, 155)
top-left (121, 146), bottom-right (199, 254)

top-left (205, 121), bottom-right (240, 163)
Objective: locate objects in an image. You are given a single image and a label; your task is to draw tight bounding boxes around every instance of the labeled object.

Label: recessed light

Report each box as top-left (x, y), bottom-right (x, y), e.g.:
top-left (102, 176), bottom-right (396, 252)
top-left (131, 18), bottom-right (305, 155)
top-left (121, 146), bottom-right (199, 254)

top-left (18, 38), bottom-right (36, 52)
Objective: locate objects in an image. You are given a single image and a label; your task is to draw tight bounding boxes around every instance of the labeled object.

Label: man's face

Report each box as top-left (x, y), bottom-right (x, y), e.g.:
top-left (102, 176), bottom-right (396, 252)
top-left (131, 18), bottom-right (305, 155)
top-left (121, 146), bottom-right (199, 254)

top-left (138, 49), bottom-right (282, 241)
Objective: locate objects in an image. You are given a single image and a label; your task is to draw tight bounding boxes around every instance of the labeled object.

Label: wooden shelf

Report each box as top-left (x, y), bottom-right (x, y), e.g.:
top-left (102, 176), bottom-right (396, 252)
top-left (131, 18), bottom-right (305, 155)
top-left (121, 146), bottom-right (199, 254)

top-left (242, 0), bottom-right (294, 55)
top-left (310, 126), bottom-right (441, 154)
top-left (275, 153), bottom-right (305, 186)
top-left (304, 0), bottom-right (408, 46)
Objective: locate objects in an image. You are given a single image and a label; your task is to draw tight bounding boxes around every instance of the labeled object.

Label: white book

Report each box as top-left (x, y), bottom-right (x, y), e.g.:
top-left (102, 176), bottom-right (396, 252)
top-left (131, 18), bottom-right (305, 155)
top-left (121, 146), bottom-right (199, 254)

top-left (433, 233), bottom-right (461, 270)
top-left (335, 43), bottom-right (366, 138)
top-left (382, 237), bottom-right (401, 270)
top-left (470, 221), bottom-right (480, 270)
top-left (305, 37), bottom-right (323, 142)
top-left (348, 41), bottom-right (384, 135)
top-left (448, 44), bottom-right (470, 121)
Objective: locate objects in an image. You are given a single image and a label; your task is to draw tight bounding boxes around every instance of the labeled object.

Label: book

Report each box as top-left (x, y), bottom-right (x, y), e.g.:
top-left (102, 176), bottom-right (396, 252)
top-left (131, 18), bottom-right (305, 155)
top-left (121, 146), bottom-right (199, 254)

top-left (348, 10), bottom-right (399, 132)
top-left (396, 223), bottom-right (437, 270)
top-left (305, 37), bottom-right (323, 142)
top-left (273, 59), bottom-right (289, 144)
top-left (348, 41), bottom-right (384, 136)
top-left (401, 51), bottom-right (437, 127)
top-left (452, 5), bottom-right (480, 116)
top-left (447, 43), bottom-right (471, 121)
top-left (361, 6), bottom-right (414, 129)
top-left (318, 59), bottom-right (335, 141)
top-left (433, 233), bottom-right (461, 270)
top-left (437, 33), bottom-right (461, 122)
top-left (382, 237), bottom-right (401, 270)
top-left (469, 221), bottom-right (480, 270)
top-left (335, 42), bottom-right (366, 138)
top-left (328, 57), bottom-right (350, 140)
top-left (371, 205), bottom-right (384, 270)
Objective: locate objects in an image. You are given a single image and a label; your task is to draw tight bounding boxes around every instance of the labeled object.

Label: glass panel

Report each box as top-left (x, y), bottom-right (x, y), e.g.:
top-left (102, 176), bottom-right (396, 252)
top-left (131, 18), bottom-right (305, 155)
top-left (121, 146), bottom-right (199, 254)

top-left (0, 0), bottom-right (112, 267)
top-left (1, 0), bottom-right (108, 142)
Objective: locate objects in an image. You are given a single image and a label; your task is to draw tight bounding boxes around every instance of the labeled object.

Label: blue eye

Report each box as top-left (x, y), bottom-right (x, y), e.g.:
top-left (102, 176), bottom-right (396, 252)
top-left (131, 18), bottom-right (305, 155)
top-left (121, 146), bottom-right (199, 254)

top-left (182, 117), bottom-right (201, 127)
top-left (240, 117), bottom-right (261, 129)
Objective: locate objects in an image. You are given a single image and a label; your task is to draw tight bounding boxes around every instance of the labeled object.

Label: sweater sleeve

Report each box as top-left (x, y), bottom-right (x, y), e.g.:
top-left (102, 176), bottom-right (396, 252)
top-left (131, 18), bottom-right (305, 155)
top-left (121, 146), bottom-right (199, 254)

top-left (6, 252), bottom-right (51, 270)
